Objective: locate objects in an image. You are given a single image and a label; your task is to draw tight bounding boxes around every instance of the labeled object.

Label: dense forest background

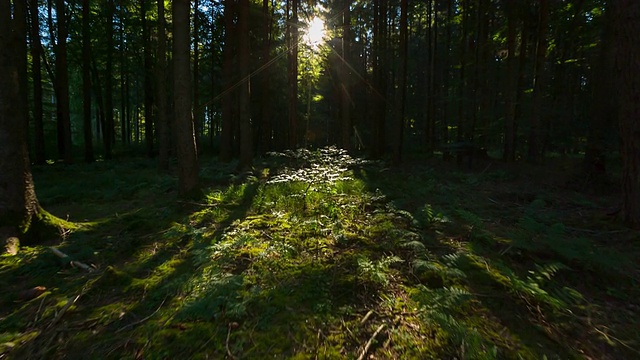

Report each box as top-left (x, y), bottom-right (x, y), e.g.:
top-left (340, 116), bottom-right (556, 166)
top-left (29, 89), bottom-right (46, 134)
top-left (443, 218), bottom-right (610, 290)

top-left (4, 0), bottom-right (639, 220)
top-left (8, 0), bottom-right (628, 166)
top-left (1, 0), bottom-right (640, 358)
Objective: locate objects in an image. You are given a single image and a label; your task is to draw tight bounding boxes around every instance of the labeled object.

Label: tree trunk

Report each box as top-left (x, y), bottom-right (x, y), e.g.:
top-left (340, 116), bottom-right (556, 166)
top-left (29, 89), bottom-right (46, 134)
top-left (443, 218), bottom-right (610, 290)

top-left (391, 0), bottom-right (408, 165)
top-left (340, 0), bottom-right (352, 151)
top-left (583, 2), bottom-right (614, 188)
top-left (157, 0), bottom-right (170, 171)
top-left (105, 0), bottom-right (115, 159)
top-left (193, 0), bottom-right (202, 151)
top-left (259, 0), bottom-right (274, 152)
top-left (120, 5), bottom-right (128, 145)
top-left (503, 0), bottom-right (517, 161)
top-left (82, 0), bottom-right (94, 162)
top-left (371, 0), bottom-right (387, 159)
top-left (219, 0), bottom-right (235, 162)
top-left (29, 0), bottom-right (46, 164)
top-left (238, 0), bottom-right (252, 169)
top-left (0, 1), bottom-right (58, 242)
top-left (441, 0), bottom-right (452, 160)
top-left (54, 0), bottom-right (73, 163)
top-left (528, 0), bottom-right (548, 163)
top-left (142, 0), bottom-right (154, 157)
top-left (173, 0), bottom-right (199, 195)
top-left (287, 0), bottom-right (299, 148)
top-left (614, 0), bottom-right (640, 228)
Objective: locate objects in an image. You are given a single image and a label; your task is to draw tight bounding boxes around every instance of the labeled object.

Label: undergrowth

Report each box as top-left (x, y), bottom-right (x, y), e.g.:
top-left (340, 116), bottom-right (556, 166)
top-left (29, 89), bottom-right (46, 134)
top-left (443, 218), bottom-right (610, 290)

top-left (1, 147), bottom-right (638, 359)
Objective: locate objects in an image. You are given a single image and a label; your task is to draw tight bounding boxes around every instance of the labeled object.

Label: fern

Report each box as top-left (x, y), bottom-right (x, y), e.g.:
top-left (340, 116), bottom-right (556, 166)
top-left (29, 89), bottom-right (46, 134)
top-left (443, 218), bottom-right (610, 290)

top-left (357, 255), bottom-right (403, 286)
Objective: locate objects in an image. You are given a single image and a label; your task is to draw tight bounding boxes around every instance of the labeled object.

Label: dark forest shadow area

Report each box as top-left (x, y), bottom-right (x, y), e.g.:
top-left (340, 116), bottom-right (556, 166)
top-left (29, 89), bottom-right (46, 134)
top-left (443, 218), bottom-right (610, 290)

top-left (1, 150), bottom-right (639, 359)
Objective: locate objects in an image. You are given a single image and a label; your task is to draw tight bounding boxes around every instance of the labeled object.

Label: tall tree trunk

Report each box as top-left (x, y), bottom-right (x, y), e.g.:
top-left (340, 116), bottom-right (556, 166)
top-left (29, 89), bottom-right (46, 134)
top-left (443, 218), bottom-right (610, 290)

top-left (104, 0), bottom-right (115, 159)
top-left (193, 0), bottom-right (201, 151)
top-left (0, 0), bottom-right (52, 242)
top-left (173, 0), bottom-right (199, 195)
top-left (82, 0), bottom-right (93, 162)
top-left (287, 0), bottom-right (299, 148)
top-left (456, 0), bottom-right (469, 165)
top-left (340, 0), bottom-right (352, 151)
top-left (441, 0), bottom-right (452, 160)
top-left (142, 0), bottom-right (154, 157)
top-left (614, 0), bottom-right (640, 228)
top-left (120, 5), bottom-right (128, 145)
top-left (29, 0), bottom-right (46, 164)
top-left (583, 2), bottom-right (614, 187)
top-left (157, 0), bottom-right (169, 171)
top-left (220, 0), bottom-right (235, 162)
top-left (528, 0), bottom-right (548, 163)
top-left (391, 0), bottom-right (408, 165)
top-left (54, 0), bottom-right (73, 163)
top-left (503, 0), bottom-right (517, 161)
top-left (238, 0), bottom-right (252, 169)
top-left (259, 0), bottom-right (274, 152)
top-left (371, 0), bottom-right (387, 159)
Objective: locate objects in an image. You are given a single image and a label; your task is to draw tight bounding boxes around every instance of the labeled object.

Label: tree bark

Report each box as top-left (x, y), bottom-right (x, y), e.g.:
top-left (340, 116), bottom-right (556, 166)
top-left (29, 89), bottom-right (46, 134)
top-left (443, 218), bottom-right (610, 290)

top-left (614, 0), bottom-right (640, 228)
top-left (503, 0), bottom-right (517, 161)
top-left (29, 0), bottom-right (46, 164)
top-left (238, 0), bottom-right (252, 169)
top-left (340, 0), bottom-right (352, 151)
top-left (528, 0), bottom-right (548, 163)
top-left (173, 0), bottom-right (199, 196)
top-left (0, 1), bottom-right (57, 242)
top-left (220, 0), bottom-right (235, 162)
top-left (157, 0), bottom-right (170, 171)
top-left (288, 0), bottom-right (299, 149)
top-left (105, 0), bottom-right (115, 159)
top-left (583, 3), bottom-right (614, 187)
top-left (54, 0), bottom-right (73, 163)
top-left (82, 0), bottom-right (93, 162)
top-left (142, 0), bottom-right (154, 157)
top-left (391, 0), bottom-right (408, 165)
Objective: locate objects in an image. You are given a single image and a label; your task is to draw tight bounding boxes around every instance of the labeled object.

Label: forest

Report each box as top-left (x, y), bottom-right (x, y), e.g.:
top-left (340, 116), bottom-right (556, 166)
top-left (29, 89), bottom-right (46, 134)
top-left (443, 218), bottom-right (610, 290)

top-left (1, 0), bottom-right (639, 358)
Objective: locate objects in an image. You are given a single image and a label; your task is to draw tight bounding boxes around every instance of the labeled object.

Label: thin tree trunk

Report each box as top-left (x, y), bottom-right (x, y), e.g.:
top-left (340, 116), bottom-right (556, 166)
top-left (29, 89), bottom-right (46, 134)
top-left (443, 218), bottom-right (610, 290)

top-left (340, 0), bottom-right (352, 151)
top-left (173, 0), bottom-right (199, 195)
top-left (157, 0), bottom-right (169, 171)
top-left (259, 0), bottom-right (274, 152)
top-left (82, 0), bottom-right (93, 162)
top-left (29, 0), bottom-right (46, 164)
top-left (105, 0), bottom-right (115, 158)
top-left (392, 0), bottom-right (408, 165)
top-left (441, 0), bottom-right (452, 160)
top-left (614, 0), bottom-right (640, 228)
top-left (238, 0), bottom-right (252, 169)
top-left (120, 5), bottom-right (127, 145)
top-left (54, 0), bottom-right (72, 163)
top-left (142, 0), bottom-right (154, 157)
top-left (528, 0), bottom-right (548, 163)
top-left (193, 0), bottom-right (201, 151)
top-left (503, 0), bottom-right (517, 161)
top-left (220, 0), bottom-right (235, 162)
top-left (288, 0), bottom-right (299, 148)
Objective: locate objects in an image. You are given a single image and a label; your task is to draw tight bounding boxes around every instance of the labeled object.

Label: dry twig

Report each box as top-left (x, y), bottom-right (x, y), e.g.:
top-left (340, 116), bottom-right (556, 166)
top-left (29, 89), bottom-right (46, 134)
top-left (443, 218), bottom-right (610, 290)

top-left (357, 323), bottom-right (386, 360)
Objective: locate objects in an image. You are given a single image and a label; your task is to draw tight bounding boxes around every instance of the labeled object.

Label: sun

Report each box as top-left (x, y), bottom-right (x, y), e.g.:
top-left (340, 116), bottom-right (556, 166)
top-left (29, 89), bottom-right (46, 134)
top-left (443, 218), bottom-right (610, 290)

top-left (304, 17), bottom-right (326, 49)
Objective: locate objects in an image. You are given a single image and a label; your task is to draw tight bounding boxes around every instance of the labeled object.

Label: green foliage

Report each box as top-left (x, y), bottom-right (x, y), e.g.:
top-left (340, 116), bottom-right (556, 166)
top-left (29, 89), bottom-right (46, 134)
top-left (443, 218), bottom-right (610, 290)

top-left (1, 153), bottom-right (637, 359)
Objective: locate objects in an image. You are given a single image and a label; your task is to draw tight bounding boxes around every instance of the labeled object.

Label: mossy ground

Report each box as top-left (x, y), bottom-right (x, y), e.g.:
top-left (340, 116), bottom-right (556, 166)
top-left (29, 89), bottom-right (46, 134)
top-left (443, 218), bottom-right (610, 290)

top-left (1, 148), bottom-right (638, 359)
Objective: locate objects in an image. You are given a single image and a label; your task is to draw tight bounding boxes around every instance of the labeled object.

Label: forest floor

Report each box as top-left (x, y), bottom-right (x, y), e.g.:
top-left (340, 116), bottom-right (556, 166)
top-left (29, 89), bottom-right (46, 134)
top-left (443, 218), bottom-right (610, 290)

top-left (1, 147), bottom-right (639, 359)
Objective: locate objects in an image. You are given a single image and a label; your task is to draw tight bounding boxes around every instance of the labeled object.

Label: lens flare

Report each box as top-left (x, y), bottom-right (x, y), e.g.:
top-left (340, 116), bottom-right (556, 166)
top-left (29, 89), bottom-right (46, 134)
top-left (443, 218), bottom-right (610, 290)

top-left (304, 17), bottom-right (326, 49)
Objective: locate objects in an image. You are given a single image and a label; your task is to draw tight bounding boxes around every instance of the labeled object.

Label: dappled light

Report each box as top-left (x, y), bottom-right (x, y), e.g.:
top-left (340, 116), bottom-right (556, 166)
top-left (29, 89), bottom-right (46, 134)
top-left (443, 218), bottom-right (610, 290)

top-left (2, 0), bottom-right (640, 358)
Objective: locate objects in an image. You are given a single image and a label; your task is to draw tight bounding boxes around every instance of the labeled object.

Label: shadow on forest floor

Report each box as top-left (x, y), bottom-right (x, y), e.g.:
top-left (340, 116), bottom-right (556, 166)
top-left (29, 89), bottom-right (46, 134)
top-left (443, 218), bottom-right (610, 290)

top-left (1, 148), bottom-right (639, 359)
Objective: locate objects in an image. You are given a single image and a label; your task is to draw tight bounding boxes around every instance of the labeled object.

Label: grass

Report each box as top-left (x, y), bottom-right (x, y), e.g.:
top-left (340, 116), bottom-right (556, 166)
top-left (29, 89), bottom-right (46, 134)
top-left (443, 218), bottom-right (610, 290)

top-left (1, 147), bottom-right (639, 359)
